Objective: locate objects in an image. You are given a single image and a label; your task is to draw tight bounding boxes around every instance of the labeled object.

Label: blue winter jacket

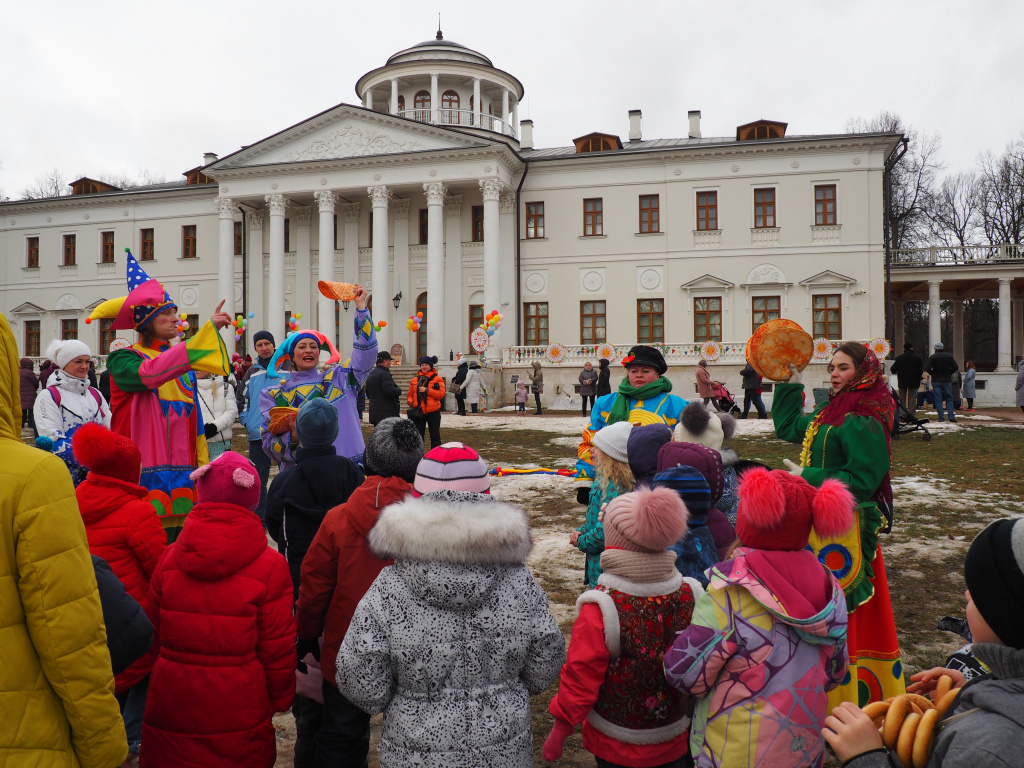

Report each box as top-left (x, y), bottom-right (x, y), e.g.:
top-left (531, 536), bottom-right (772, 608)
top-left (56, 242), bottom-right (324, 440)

top-left (239, 360), bottom-right (274, 441)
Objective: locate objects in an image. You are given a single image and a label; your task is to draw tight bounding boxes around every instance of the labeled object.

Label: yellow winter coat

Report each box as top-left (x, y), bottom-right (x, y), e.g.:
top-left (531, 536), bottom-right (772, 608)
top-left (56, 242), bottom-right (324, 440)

top-left (0, 312), bottom-right (128, 768)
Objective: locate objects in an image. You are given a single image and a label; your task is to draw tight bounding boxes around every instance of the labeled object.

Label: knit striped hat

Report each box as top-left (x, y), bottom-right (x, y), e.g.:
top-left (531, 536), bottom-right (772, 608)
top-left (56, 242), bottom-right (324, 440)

top-left (653, 465), bottom-right (711, 526)
top-left (413, 441), bottom-right (490, 497)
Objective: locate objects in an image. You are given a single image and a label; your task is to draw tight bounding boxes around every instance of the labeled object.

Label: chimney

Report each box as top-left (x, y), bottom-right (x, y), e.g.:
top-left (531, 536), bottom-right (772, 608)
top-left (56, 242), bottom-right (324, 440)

top-left (520, 119), bottom-right (534, 150)
top-left (628, 110), bottom-right (642, 142)
top-left (203, 152), bottom-right (218, 166)
top-left (688, 110), bottom-right (702, 139)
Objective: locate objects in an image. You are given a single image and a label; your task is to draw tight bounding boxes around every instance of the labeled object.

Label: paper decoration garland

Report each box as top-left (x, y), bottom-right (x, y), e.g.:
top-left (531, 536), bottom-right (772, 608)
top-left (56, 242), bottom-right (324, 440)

top-left (471, 327), bottom-right (490, 353)
top-left (545, 343), bottom-right (567, 364)
top-left (868, 337), bottom-right (892, 359)
top-left (596, 343), bottom-right (617, 362)
top-left (700, 340), bottom-right (722, 362)
top-left (813, 337), bottom-right (835, 360)
top-left (490, 466), bottom-right (575, 477)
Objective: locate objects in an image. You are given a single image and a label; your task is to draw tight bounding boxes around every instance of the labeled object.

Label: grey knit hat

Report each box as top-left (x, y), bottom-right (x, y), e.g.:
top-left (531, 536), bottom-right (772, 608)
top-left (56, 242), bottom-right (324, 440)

top-left (364, 417), bottom-right (424, 482)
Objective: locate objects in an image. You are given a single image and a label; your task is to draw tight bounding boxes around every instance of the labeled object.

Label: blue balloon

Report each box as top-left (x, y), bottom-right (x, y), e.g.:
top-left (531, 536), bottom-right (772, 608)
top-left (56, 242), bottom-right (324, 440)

top-left (248, 312), bottom-right (255, 318)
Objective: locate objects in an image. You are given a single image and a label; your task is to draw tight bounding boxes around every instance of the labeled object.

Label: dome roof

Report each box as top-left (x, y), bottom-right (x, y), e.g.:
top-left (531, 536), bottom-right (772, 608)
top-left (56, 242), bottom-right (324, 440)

top-left (386, 31), bottom-right (493, 67)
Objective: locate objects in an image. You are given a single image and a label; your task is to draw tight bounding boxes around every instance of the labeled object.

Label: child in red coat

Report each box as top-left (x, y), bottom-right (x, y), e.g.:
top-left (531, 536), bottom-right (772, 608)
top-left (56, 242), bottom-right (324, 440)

top-left (141, 452), bottom-right (295, 768)
top-left (73, 423), bottom-right (166, 761)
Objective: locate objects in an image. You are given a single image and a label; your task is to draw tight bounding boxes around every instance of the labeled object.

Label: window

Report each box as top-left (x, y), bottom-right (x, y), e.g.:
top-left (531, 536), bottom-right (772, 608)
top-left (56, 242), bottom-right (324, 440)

top-left (639, 195), bottom-right (659, 233)
top-left (101, 231), bottom-right (115, 263)
top-left (752, 296), bottom-right (781, 333)
top-left (419, 209), bottom-right (429, 244)
top-left (441, 90), bottom-right (459, 123)
top-left (182, 225), bottom-right (197, 258)
top-left (754, 188), bottom-right (776, 228)
top-left (524, 302), bottom-right (549, 347)
top-left (284, 218), bottom-right (290, 252)
top-left (397, 94), bottom-right (405, 113)
top-left (63, 234), bottom-right (76, 266)
top-left (813, 294), bottom-right (842, 339)
top-left (368, 211), bottom-right (373, 248)
top-left (526, 202), bottom-right (544, 239)
top-left (815, 185), bottom-right (837, 226)
top-left (694, 297), bottom-right (722, 342)
top-left (24, 320), bottom-right (40, 357)
top-left (583, 198), bottom-right (603, 236)
top-left (26, 237), bottom-right (39, 268)
top-left (469, 304), bottom-right (483, 347)
top-left (333, 214), bottom-right (338, 249)
top-left (140, 228), bottom-right (155, 261)
top-left (234, 221), bottom-right (243, 255)
top-left (637, 299), bottom-right (664, 344)
top-left (416, 292), bottom-right (428, 359)
top-left (185, 314), bottom-right (199, 340)
top-left (472, 205), bottom-right (484, 242)
top-left (98, 318), bottom-right (116, 354)
top-left (414, 90), bottom-right (430, 121)
top-left (61, 319), bottom-right (79, 340)
top-left (696, 191), bottom-right (718, 231)
top-left (580, 301), bottom-right (606, 344)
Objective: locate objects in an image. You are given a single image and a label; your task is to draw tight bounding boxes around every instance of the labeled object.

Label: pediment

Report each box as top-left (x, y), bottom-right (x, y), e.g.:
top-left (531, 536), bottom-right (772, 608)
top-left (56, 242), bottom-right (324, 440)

top-left (799, 270), bottom-right (856, 286)
top-left (85, 298), bottom-right (108, 312)
top-left (11, 301), bottom-right (46, 314)
top-left (681, 274), bottom-right (735, 290)
top-left (211, 104), bottom-right (491, 170)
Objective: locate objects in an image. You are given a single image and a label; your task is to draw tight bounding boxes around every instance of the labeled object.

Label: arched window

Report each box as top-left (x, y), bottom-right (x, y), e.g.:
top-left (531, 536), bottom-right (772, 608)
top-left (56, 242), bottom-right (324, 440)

top-left (441, 90), bottom-right (460, 124)
top-left (469, 95), bottom-right (474, 125)
top-left (416, 292), bottom-right (428, 358)
top-left (414, 91), bottom-right (430, 122)
top-left (397, 94), bottom-right (405, 115)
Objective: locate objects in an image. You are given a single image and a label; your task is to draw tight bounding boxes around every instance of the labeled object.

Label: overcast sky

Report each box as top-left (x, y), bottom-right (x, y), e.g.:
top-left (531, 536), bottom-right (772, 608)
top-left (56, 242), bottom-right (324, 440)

top-left (3, 0), bottom-right (1021, 198)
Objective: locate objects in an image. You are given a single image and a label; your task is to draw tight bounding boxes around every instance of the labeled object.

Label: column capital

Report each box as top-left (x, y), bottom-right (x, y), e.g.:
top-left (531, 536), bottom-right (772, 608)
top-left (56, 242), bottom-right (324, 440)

top-left (214, 197), bottom-right (236, 219)
top-left (444, 194), bottom-right (463, 217)
top-left (423, 182), bottom-right (447, 206)
top-left (248, 208), bottom-right (265, 230)
top-left (998, 276), bottom-right (1014, 286)
top-left (392, 198), bottom-right (411, 220)
top-left (265, 193), bottom-right (288, 217)
top-left (499, 191), bottom-right (516, 215)
top-left (368, 185), bottom-right (392, 209)
top-left (343, 202), bottom-right (361, 224)
top-left (313, 190), bottom-right (337, 213)
top-left (927, 278), bottom-right (943, 287)
top-left (294, 207), bottom-right (313, 227)
top-left (479, 178), bottom-right (504, 202)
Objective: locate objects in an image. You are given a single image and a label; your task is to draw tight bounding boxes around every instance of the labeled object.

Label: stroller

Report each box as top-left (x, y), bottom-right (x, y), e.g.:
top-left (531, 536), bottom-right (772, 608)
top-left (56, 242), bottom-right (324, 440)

top-left (711, 382), bottom-right (742, 416)
top-left (891, 386), bottom-right (931, 442)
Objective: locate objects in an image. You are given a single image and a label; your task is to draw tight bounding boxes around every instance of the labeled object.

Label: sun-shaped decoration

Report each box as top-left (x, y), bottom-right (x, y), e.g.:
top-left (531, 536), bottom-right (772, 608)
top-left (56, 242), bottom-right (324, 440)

top-left (470, 327), bottom-right (490, 354)
top-left (596, 342), bottom-right (617, 362)
top-left (867, 337), bottom-right (891, 360)
top-left (107, 338), bottom-right (133, 353)
top-left (812, 337), bottom-right (834, 360)
top-left (545, 343), bottom-right (567, 364)
top-left (699, 340), bottom-right (722, 362)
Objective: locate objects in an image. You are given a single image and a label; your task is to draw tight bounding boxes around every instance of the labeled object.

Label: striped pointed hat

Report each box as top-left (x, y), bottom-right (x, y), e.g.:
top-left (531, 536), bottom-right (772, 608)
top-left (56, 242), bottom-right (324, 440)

top-left (86, 249), bottom-right (176, 331)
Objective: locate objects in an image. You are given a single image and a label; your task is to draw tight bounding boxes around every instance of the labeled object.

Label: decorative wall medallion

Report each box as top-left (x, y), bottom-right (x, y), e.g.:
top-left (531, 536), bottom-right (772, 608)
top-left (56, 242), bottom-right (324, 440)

top-left (320, 178), bottom-right (328, 185)
top-left (484, 164), bottom-right (492, 173)
top-left (583, 270), bottom-right (604, 292)
top-left (180, 287), bottom-right (198, 307)
top-left (746, 263), bottom-right (785, 284)
top-left (222, 187), bottom-right (229, 194)
top-left (271, 182), bottom-right (279, 189)
top-left (46, 216), bottom-right (52, 223)
top-left (673, 168), bottom-right (682, 176)
top-left (9, 219), bottom-right (14, 225)
top-left (373, 173), bottom-right (381, 181)
top-left (429, 169), bottom-right (437, 177)
top-left (791, 161), bottom-right (800, 168)
top-left (468, 276), bottom-right (485, 287)
top-left (640, 269), bottom-right (661, 290)
top-left (123, 210), bottom-right (129, 216)
top-left (852, 157), bottom-right (862, 165)
top-left (55, 293), bottom-right (82, 311)
top-left (526, 273), bottom-right (546, 293)
top-left (731, 164), bottom-right (740, 173)
top-left (415, 277), bottom-right (428, 288)
top-left (84, 214), bottom-right (90, 220)
top-left (234, 284), bottom-right (243, 303)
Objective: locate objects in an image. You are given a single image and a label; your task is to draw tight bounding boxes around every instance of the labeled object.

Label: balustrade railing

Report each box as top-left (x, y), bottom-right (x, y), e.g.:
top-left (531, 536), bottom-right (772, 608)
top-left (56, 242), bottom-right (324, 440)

top-left (892, 243), bottom-right (1024, 266)
top-left (396, 109), bottom-right (514, 138)
top-left (503, 343), bottom-right (752, 367)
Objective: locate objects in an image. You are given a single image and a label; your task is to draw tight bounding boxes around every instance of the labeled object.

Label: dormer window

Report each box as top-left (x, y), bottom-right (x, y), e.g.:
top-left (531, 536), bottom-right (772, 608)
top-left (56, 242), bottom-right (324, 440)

top-left (573, 132), bottom-right (623, 154)
top-left (736, 120), bottom-right (788, 141)
top-left (183, 167), bottom-right (215, 185)
top-left (70, 177), bottom-right (119, 196)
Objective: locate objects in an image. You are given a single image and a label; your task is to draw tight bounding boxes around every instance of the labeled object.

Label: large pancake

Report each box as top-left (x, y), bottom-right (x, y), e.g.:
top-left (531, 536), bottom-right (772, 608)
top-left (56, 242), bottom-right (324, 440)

top-left (317, 281), bottom-right (358, 302)
top-left (268, 406), bottom-right (299, 435)
top-left (746, 318), bottom-right (813, 381)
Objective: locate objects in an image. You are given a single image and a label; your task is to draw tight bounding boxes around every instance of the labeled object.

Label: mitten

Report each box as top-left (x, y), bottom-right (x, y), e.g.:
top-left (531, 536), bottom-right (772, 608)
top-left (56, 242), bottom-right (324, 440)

top-left (783, 458), bottom-right (804, 477)
top-left (787, 363), bottom-right (803, 385)
top-left (543, 719), bottom-right (574, 762)
top-left (576, 487), bottom-right (590, 506)
top-left (296, 637), bottom-right (320, 672)
top-left (204, 423), bottom-right (218, 440)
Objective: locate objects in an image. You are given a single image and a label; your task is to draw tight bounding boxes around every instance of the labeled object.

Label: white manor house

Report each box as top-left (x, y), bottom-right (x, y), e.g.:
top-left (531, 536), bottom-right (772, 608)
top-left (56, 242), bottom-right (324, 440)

top-left (3, 32), bottom-right (1021, 406)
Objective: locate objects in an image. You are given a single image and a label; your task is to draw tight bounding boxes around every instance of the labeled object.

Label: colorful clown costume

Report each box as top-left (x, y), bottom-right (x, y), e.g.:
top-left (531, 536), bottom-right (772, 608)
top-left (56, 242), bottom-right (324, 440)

top-left (259, 308), bottom-right (377, 469)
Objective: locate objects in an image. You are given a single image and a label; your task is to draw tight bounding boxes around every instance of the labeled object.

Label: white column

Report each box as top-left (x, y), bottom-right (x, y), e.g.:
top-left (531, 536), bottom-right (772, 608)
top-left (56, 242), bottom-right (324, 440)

top-left (501, 89), bottom-right (510, 133)
top-left (247, 209), bottom-right (265, 338)
top-left (893, 300), bottom-right (905, 354)
top-left (444, 195), bottom-right (463, 357)
top-left (511, 96), bottom-right (519, 138)
top-left (424, 182), bottom-right (447, 356)
top-left (473, 78), bottom-right (481, 128)
top-left (430, 74), bottom-right (439, 124)
top-left (314, 191), bottom-right (337, 338)
top-left (392, 199), bottom-right (411, 360)
top-left (1013, 297), bottom-right (1023, 364)
top-left (390, 79), bottom-right (399, 114)
top-left (215, 197), bottom-right (236, 350)
top-left (341, 202), bottom-right (361, 359)
top-left (368, 185), bottom-right (392, 347)
top-left (480, 179), bottom-right (503, 349)
top-left (927, 279), bottom-right (942, 353)
top-left (266, 194), bottom-right (288, 344)
top-left (953, 299), bottom-right (965, 366)
top-left (365, 89), bottom-right (373, 110)
top-left (499, 191), bottom-right (517, 348)
top-left (295, 207), bottom-right (312, 332)
top-left (997, 277), bottom-right (1013, 370)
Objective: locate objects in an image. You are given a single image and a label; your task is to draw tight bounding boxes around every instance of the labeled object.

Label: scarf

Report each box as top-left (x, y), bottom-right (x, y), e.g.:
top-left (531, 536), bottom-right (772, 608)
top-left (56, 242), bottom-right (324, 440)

top-left (600, 548), bottom-right (678, 583)
top-left (606, 377), bottom-right (673, 426)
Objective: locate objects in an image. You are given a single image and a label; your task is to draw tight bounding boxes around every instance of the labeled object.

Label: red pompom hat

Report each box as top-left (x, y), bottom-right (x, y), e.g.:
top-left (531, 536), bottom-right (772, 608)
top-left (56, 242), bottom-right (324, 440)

top-left (72, 422), bottom-right (142, 484)
top-left (736, 467), bottom-right (855, 551)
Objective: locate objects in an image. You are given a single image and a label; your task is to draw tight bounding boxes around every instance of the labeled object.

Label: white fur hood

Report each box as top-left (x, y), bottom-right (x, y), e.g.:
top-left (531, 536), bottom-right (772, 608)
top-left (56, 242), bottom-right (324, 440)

top-left (369, 490), bottom-right (533, 564)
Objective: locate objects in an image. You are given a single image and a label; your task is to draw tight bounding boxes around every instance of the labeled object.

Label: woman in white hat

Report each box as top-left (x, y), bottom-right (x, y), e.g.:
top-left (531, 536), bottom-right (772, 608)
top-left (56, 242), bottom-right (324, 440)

top-left (34, 338), bottom-right (111, 485)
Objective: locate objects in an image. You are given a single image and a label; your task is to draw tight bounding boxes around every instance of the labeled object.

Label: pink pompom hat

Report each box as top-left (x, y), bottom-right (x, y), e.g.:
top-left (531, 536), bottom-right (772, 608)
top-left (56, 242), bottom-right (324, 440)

top-left (189, 451), bottom-right (261, 511)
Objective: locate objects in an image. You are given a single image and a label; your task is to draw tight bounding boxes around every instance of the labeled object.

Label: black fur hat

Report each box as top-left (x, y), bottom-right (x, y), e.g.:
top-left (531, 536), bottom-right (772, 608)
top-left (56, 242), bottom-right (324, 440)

top-left (623, 345), bottom-right (668, 375)
top-left (364, 417), bottom-right (424, 482)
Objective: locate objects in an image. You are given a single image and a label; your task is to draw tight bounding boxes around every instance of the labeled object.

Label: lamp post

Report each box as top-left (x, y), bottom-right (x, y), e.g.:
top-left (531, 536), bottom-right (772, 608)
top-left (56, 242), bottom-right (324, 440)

top-left (392, 291), bottom-right (402, 310)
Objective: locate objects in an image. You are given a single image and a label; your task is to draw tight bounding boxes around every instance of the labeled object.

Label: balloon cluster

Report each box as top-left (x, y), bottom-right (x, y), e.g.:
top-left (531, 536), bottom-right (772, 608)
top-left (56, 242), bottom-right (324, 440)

top-left (176, 313), bottom-right (190, 339)
top-left (373, 319), bottom-right (388, 333)
top-left (286, 313), bottom-right (304, 337)
top-left (406, 312), bottom-right (424, 332)
top-left (231, 312), bottom-right (254, 342)
top-left (479, 310), bottom-right (503, 337)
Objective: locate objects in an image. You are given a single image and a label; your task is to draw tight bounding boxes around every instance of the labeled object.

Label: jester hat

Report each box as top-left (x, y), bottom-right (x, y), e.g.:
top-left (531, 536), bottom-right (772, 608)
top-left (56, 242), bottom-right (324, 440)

top-left (86, 249), bottom-right (176, 332)
top-left (266, 330), bottom-right (341, 379)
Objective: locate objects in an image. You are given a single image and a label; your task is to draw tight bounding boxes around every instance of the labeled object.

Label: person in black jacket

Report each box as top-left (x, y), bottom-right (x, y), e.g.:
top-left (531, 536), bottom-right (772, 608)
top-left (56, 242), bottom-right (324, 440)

top-left (452, 359), bottom-right (469, 416)
top-left (926, 341), bottom-right (959, 423)
top-left (739, 361), bottom-right (767, 419)
top-left (364, 351), bottom-right (403, 425)
top-left (92, 555), bottom-right (153, 677)
top-left (890, 342), bottom-right (924, 418)
top-left (596, 358), bottom-right (612, 397)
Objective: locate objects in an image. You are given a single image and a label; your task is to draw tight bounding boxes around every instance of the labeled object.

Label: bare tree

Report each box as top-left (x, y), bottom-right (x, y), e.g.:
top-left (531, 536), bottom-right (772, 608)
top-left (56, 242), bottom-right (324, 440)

top-left (926, 170), bottom-right (982, 248)
top-left (976, 135), bottom-right (1024, 246)
top-left (21, 168), bottom-right (72, 200)
top-left (98, 169), bottom-right (168, 189)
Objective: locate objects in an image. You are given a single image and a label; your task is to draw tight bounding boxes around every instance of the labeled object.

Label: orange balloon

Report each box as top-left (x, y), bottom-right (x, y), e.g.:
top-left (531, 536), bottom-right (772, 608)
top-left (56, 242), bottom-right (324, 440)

top-left (416, 312), bottom-right (424, 319)
top-left (379, 320), bottom-right (387, 327)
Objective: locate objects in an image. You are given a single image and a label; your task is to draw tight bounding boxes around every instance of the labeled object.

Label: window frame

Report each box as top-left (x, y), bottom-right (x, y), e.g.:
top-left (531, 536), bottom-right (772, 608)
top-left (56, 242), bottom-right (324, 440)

top-left (639, 195), bottom-right (660, 233)
top-left (526, 202), bottom-right (545, 239)
top-left (234, 221), bottom-right (243, 255)
top-left (284, 218), bottom-right (290, 253)
top-left (814, 184), bottom-right (837, 226)
top-left (184, 314), bottom-right (199, 340)
top-left (62, 234), bottom-right (77, 266)
top-left (441, 89), bottom-right (460, 123)
top-left (637, 298), bottom-right (665, 344)
top-left (751, 295), bottom-right (781, 333)
top-left (26, 236), bottom-right (39, 268)
top-left (414, 90), bottom-right (430, 122)
top-left (140, 228), bottom-right (155, 261)
top-left (61, 318), bottom-right (79, 340)
top-left (524, 302), bottom-right (549, 347)
top-left (419, 208), bottom-right (429, 245)
top-left (98, 318), bottom-right (116, 355)
top-left (469, 304), bottom-right (483, 347)
top-left (100, 231), bottom-right (116, 264)
top-left (696, 190), bottom-right (718, 231)
top-left (471, 205), bottom-right (484, 242)
top-left (415, 292), bottom-right (428, 359)
top-left (753, 187), bottom-right (777, 229)
top-left (182, 225), bottom-right (197, 259)
top-left (580, 300), bottom-right (607, 345)
top-left (24, 320), bottom-right (41, 357)
top-left (583, 198), bottom-right (603, 237)
top-left (812, 294), bottom-right (843, 339)
top-left (693, 296), bottom-right (722, 342)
